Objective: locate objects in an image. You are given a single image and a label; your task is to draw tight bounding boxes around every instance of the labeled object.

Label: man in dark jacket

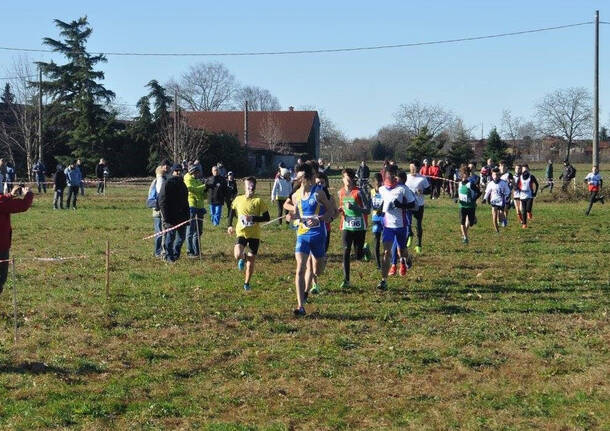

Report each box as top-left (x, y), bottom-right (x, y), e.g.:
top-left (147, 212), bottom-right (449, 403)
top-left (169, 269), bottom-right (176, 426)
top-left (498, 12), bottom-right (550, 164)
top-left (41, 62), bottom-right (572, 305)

top-left (559, 160), bottom-right (576, 192)
top-left (95, 158), bottom-right (108, 194)
top-left (225, 171), bottom-right (238, 225)
top-left (205, 165), bottom-right (227, 226)
top-left (53, 164), bottom-right (67, 209)
top-left (158, 164), bottom-right (189, 262)
top-left (0, 185), bottom-right (33, 294)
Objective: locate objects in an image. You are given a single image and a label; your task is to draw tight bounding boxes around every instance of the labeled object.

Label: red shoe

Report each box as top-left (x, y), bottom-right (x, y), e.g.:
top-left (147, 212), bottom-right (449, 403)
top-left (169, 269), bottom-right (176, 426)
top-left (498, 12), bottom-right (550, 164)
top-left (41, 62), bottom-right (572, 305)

top-left (388, 264), bottom-right (397, 276)
top-left (521, 224), bottom-right (527, 229)
top-left (527, 212), bottom-right (533, 220)
top-left (399, 262), bottom-right (407, 276)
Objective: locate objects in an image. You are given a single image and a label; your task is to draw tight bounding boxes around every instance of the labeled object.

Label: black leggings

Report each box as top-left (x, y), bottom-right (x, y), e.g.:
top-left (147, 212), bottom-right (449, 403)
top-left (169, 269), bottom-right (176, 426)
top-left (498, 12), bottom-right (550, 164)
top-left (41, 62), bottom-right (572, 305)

top-left (408, 206), bottom-right (424, 247)
top-left (374, 231), bottom-right (382, 269)
top-left (342, 230), bottom-right (365, 281)
top-left (276, 199), bottom-right (287, 224)
top-left (521, 198), bottom-right (533, 225)
top-left (586, 191), bottom-right (603, 215)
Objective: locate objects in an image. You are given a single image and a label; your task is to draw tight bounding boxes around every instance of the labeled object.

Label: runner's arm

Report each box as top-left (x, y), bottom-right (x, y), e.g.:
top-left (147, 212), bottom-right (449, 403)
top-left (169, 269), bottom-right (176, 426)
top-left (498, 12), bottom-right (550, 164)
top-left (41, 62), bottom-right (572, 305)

top-left (252, 211), bottom-right (270, 223)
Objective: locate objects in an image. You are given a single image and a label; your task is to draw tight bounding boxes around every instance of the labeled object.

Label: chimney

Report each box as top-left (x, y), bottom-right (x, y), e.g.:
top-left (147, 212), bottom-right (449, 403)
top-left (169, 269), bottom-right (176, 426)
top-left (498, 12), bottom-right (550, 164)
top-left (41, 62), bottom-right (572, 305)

top-left (288, 106), bottom-right (294, 111)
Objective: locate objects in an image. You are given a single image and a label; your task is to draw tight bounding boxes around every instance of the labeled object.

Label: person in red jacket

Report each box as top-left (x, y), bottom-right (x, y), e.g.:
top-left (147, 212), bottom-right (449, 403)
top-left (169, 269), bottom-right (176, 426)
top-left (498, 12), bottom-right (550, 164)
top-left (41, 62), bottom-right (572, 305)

top-left (0, 185), bottom-right (33, 294)
top-left (429, 160), bottom-right (442, 199)
top-left (419, 159), bottom-right (431, 177)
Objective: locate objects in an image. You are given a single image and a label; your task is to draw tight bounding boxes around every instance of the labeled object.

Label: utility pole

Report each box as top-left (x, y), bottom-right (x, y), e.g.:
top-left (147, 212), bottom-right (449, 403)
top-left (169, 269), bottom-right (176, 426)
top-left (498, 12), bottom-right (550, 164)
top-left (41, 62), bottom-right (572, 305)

top-left (593, 10), bottom-right (600, 168)
top-left (173, 89), bottom-right (178, 163)
top-left (38, 67), bottom-right (43, 162)
top-left (244, 100), bottom-right (249, 153)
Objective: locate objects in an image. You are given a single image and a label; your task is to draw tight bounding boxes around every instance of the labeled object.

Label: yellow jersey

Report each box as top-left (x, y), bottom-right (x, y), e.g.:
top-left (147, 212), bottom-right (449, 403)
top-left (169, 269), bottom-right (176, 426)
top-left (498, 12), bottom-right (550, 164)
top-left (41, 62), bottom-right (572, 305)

top-left (231, 195), bottom-right (269, 239)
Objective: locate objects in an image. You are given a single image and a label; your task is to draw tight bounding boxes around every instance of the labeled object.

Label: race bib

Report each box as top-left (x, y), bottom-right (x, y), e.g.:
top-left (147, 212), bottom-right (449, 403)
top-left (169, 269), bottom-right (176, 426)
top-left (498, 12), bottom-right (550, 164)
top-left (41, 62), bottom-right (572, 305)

top-left (371, 196), bottom-right (383, 209)
top-left (459, 192), bottom-right (471, 203)
top-left (490, 196), bottom-right (503, 206)
top-left (344, 216), bottom-right (363, 229)
top-left (240, 215), bottom-right (254, 227)
top-left (300, 216), bottom-right (320, 228)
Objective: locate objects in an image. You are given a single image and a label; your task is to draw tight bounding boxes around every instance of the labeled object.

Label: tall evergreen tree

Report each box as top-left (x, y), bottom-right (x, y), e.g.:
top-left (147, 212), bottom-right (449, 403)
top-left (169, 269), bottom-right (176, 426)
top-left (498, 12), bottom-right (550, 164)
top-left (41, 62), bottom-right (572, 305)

top-left (1, 83), bottom-right (15, 105)
top-left (404, 126), bottom-right (442, 163)
top-left (37, 16), bottom-right (115, 162)
top-left (483, 128), bottom-right (512, 165)
top-left (145, 80), bottom-right (173, 168)
top-left (447, 124), bottom-right (474, 167)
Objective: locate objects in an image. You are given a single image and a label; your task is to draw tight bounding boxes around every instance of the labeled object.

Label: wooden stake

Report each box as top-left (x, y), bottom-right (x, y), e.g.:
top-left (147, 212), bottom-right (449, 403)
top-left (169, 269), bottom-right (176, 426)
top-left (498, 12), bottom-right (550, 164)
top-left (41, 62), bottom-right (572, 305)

top-left (105, 240), bottom-right (110, 299)
top-left (11, 258), bottom-right (17, 343)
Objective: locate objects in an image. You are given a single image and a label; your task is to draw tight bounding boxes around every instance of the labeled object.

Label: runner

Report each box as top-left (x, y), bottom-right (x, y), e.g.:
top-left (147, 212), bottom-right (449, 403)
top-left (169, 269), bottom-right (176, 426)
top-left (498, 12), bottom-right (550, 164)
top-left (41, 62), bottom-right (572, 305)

top-left (498, 161), bottom-right (514, 226)
top-left (483, 168), bottom-right (511, 233)
top-left (406, 162), bottom-right (431, 254)
top-left (376, 165), bottom-right (416, 290)
top-left (512, 164), bottom-right (523, 224)
top-left (389, 170), bottom-right (409, 275)
top-left (584, 166), bottom-right (604, 215)
top-left (515, 164), bottom-right (539, 228)
top-left (287, 163), bottom-right (335, 316)
top-left (458, 166), bottom-right (480, 244)
top-left (370, 173), bottom-right (384, 270)
top-left (338, 168), bottom-right (371, 288)
top-left (227, 176), bottom-right (270, 291)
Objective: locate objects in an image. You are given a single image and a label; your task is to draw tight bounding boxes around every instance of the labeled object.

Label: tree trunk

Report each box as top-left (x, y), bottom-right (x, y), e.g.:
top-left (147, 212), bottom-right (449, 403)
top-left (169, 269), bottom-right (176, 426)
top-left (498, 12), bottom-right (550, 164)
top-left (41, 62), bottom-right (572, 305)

top-left (565, 140), bottom-right (572, 163)
top-left (26, 154), bottom-right (32, 183)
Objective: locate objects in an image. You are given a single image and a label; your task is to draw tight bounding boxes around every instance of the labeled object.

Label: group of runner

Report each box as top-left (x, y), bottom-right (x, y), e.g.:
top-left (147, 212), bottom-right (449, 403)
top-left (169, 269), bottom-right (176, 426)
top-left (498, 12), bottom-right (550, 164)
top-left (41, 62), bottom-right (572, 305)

top-left (221, 158), bottom-right (604, 316)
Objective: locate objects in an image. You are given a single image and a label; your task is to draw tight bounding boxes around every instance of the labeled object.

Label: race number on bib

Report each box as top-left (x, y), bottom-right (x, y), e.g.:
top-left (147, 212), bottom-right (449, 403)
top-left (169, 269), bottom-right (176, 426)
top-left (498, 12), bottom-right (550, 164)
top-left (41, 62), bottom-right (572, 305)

top-left (459, 192), bottom-right (471, 203)
top-left (240, 215), bottom-right (254, 227)
top-left (345, 216), bottom-right (363, 229)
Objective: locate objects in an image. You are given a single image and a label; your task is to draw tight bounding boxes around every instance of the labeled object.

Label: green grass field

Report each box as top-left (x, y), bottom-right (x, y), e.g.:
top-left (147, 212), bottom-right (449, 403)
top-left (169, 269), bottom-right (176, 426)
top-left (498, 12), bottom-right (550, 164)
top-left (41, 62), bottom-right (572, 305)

top-left (0, 178), bottom-right (609, 430)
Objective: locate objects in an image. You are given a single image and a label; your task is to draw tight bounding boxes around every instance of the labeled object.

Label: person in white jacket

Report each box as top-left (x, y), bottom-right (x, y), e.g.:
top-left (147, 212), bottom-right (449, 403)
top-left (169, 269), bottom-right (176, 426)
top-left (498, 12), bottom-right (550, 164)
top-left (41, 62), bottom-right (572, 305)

top-left (271, 168), bottom-right (291, 225)
top-left (483, 168), bottom-right (511, 233)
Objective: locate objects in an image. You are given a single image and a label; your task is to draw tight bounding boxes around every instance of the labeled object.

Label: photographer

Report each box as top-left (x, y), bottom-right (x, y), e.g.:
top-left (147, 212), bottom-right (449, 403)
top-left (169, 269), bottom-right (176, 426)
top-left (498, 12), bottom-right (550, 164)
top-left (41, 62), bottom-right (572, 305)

top-left (0, 185), bottom-right (33, 294)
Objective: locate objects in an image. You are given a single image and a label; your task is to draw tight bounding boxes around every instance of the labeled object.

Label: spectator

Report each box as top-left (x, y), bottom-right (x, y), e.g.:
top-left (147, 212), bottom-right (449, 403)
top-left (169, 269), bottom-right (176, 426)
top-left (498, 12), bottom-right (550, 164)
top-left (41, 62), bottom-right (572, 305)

top-left (0, 159), bottom-right (5, 194)
top-left (217, 162), bottom-right (227, 178)
top-left (0, 184), bottom-right (33, 295)
top-left (356, 160), bottom-right (370, 186)
top-left (64, 161), bottom-right (82, 210)
top-left (32, 159), bottom-right (47, 193)
top-left (205, 165), bottom-right (227, 226)
top-left (429, 160), bottom-right (442, 199)
top-left (419, 159), bottom-right (431, 178)
top-left (318, 158), bottom-right (330, 174)
top-left (271, 168), bottom-right (291, 225)
top-left (541, 160), bottom-right (554, 193)
top-left (158, 164), bottom-right (189, 262)
top-left (148, 160), bottom-right (171, 258)
top-left (95, 158), bottom-right (108, 194)
top-left (225, 171), bottom-right (238, 225)
top-left (559, 160), bottom-right (576, 192)
top-left (76, 159), bottom-right (85, 195)
top-left (53, 164), bottom-right (67, 209)
top-left (183, 164), bottom-right (207, 257)
top-left (4, 162), bottom-right (15, 194)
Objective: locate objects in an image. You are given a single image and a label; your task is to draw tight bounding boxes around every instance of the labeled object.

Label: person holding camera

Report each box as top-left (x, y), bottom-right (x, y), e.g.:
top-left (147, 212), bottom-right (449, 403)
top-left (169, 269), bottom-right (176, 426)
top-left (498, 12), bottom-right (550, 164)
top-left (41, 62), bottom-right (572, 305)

top-left (0, 185), bottom-right (33, 294)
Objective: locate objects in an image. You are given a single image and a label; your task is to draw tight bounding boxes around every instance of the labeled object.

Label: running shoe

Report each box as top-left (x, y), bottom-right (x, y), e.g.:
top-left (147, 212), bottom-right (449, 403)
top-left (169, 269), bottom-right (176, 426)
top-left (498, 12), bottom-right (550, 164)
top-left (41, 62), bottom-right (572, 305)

top-left (601, 196), bottom-right (605, 204)
top-left (462, 237), bottom-right (469, 244)
top-left (340, 280), bottom-right (350, 289)
top-left (388, 264), bottom-right (397, 276)
top-left (376, 280), bottom-right (387, 291)
top-left (399, 262), bottom-right (407, 276)
top-left (310, 282), bottom-right (319, 294)
top-left (237, 258), bottom-right (245, 271)
top-left (363, 243), bottom-right (371, 261)
top-left (293, 306), bottom-right (306, 316)
top-left (407, 236), bottom-right (413, 248)
top-left (243, 283), bottom-right (251, 291)
top-left (415, 246), bottom-right (422, 254)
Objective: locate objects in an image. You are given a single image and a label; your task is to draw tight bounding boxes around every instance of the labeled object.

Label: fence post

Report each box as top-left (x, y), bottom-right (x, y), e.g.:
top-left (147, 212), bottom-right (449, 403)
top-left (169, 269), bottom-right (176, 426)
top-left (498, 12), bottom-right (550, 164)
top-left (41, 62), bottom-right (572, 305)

top-left (195, 216), bottom-right (202, 261)
top-left (573, 177), bottom-right (576, 192)
top-left (105, 240), bottom-right (110, 300)
top-left (11, 258), bottom-right (17, 343)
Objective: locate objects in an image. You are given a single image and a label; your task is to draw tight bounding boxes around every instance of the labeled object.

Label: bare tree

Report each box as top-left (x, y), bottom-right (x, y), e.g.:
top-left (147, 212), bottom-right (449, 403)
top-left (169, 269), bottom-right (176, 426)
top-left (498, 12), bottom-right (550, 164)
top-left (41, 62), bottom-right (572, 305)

top-left (159, 114), bottom-right (208, 162)
top-left (233, 86), bottom-right (280, 111)
top-left (536, 87), bottom-right (592, 162)
top-left (394, 101), bottom-right (455, 137)
top-left (0, 57), bottom-right (40, 179)
top-left (500, 109), bottom-right (523, 152)
top-left (168, 62), bottom-right (238, 111)
top-left (259, 113), bottom-right (286, 153)
top-left (299, 105), bottom-right (348, 162)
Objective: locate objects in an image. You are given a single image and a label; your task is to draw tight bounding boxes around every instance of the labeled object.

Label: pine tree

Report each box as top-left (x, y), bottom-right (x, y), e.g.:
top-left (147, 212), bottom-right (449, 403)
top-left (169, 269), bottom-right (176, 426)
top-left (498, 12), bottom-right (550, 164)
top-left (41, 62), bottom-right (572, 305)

top-left (37, 16), bottom-right (115, 162)
top-left (145, 80), bottom-right (173, 168)
top-left (447, 125), bottom-right (474, 167)
top-left (404, 126), bottom-right (441, 163)
top-left (1, 83), bottom-right (15, 105)
top-left (483, 128), bottom-right (512, 165)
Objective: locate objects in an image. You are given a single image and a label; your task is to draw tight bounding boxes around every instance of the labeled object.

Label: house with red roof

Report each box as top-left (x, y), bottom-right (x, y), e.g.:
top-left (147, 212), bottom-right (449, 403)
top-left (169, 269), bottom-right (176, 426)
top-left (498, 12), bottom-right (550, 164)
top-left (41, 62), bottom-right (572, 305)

top-left (181, 107), bottom-right (320, 173)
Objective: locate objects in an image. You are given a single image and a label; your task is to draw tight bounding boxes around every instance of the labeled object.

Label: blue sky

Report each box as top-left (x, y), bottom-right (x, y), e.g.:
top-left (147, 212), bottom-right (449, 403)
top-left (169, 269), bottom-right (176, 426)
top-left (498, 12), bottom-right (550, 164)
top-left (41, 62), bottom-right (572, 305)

top-left (1, 0), bottom-right (608, 138)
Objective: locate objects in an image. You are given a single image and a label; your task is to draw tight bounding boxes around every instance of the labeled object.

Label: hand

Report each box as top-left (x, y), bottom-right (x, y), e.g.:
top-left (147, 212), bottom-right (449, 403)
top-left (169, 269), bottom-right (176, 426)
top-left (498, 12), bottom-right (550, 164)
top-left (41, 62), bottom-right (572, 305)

top-left (285, 213), bottom-right (293, 223)
top-left (227, 226), bottom-right (234, 235)
top-left (10, 185), bottom-right (21, 196)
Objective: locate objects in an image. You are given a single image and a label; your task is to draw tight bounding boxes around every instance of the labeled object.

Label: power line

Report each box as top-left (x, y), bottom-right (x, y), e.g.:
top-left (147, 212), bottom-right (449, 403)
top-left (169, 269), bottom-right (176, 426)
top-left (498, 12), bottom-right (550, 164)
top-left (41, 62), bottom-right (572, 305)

top-left (0, 21), bottom-right (595, 58)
